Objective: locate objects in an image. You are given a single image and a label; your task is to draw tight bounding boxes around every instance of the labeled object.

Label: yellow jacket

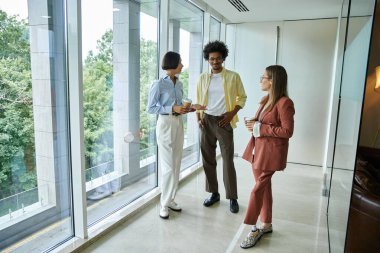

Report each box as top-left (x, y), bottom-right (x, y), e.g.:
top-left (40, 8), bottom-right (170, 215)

top-left (196, 68), bottom-right (247, 128)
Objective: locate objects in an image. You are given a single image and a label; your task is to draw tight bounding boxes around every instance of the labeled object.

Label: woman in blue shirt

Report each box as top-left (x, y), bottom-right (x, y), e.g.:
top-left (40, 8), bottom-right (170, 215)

top-left (147, 51), bottom-right (204, 219)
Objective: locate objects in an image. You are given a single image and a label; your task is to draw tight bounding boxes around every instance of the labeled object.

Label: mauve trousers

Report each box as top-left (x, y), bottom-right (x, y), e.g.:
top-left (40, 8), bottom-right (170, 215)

top-left (244, 167), bottom-right (275, 225)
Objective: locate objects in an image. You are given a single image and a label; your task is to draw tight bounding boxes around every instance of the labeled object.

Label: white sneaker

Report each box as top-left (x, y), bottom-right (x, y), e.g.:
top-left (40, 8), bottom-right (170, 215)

top-left (168, 201), bottom-right (182, 212)
top-left (159, 207), bottom-right (169, 219)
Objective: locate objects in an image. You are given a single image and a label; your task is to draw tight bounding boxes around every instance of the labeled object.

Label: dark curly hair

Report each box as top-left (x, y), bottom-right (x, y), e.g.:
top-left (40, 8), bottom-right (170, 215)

top-left (203, 41), bottom-right (229, 61)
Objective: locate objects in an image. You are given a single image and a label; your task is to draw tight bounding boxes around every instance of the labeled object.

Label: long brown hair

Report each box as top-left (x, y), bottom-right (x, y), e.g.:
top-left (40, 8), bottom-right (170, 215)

top-left (261, 65), bottom-right (288, 111)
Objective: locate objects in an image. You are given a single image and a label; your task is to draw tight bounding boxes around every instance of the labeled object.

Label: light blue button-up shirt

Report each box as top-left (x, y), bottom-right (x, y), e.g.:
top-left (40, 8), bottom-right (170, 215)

top-left (147, 76), bottom-right (184, 114)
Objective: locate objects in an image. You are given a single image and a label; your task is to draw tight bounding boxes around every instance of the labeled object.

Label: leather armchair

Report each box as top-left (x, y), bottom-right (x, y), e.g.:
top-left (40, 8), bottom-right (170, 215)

top-left (345, 148), bottom-right (380, 253)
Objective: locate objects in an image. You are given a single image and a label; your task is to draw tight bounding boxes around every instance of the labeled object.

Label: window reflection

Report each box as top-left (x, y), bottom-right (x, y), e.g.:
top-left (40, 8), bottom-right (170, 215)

top-left (169, 0), bottom-right (203, 170)
top-left (82, 0), bottom-right (159, 225)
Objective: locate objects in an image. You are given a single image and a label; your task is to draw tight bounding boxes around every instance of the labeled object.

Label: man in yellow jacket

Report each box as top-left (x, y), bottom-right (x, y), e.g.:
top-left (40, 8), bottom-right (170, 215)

top-left (196, 41), bottom-right (247, 213)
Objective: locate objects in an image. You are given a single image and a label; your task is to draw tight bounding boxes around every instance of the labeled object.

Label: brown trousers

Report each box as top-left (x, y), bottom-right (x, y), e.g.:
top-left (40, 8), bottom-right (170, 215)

top-left (201, 114), bottom-right (237, 199)
top-left (244, 168), bottom-right (275, 225)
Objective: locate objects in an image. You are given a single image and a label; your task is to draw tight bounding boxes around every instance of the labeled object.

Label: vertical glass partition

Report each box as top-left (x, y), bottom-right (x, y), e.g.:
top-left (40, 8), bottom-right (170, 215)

top-left (324, 0), bottom-right (349, 198)
top-left (82, 0), bottom-right (159, 226)
top-left (345, 1), bottom-right (380, 252)
top-left (327, 0), bottom-right (376, 252)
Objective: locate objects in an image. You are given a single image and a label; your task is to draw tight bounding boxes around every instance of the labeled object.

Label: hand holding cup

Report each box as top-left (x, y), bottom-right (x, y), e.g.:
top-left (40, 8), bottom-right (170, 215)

top-left (244, 116), bottom-right (256, 132)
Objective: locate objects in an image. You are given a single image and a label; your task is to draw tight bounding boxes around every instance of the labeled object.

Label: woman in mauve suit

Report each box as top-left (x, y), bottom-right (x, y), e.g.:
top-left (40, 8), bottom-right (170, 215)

top-left (240, 65), bottom-right (295, 249)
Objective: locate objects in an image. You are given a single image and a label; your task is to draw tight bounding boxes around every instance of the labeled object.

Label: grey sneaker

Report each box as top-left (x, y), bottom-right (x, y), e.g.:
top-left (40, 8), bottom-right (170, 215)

top-left (259, 224), bottom-right (273, 234)
top-left (240, 230), bottom-right (263, 249)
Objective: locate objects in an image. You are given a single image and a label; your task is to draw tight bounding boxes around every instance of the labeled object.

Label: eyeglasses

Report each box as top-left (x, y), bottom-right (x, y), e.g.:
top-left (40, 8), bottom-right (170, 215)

top-left (260, 76), bottom-right (271, 82)
top-left (208, 57), bottom-right (223, 62)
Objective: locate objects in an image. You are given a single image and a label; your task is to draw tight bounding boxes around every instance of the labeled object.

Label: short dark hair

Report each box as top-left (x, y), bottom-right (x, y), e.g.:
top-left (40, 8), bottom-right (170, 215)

top-left (161, 51), bottom-right (181, 70)
top-left (203, 41), bottom-right (229, 61)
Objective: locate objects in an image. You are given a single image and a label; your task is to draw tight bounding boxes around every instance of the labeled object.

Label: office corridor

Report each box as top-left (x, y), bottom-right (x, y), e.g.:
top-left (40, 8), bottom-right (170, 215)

top-left (78, 158), bottom-right (329, 253)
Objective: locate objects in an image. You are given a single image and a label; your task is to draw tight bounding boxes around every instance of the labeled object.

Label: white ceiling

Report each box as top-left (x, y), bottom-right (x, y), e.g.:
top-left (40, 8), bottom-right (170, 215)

top-left (204, 0), bottom-right (345, 23)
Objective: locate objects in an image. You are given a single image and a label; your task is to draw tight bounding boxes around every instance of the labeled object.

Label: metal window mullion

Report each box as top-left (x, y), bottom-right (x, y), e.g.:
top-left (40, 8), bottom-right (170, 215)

top-left (66, 0), bottom-right (87, 239)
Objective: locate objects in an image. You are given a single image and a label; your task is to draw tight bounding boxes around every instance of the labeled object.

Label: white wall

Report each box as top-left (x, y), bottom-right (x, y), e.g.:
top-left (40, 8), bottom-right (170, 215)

top-left (226, 22), bottom-right (280, 159)
top-left (226, 19), bottom-right (337, 166)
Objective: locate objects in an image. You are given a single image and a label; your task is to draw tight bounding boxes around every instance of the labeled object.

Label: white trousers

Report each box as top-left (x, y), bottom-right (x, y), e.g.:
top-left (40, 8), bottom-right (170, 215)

top-left (156, 115), bottom-right (184, 208)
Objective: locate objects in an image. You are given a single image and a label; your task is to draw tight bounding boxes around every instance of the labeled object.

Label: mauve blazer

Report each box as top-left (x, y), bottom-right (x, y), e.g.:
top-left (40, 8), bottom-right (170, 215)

top-left (252, 96), bottom-right (295, 171)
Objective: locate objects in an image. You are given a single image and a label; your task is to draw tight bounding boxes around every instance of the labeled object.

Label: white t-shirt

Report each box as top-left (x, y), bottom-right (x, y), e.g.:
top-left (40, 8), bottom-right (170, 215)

top-left (205, 73), bottom-right (226, 116)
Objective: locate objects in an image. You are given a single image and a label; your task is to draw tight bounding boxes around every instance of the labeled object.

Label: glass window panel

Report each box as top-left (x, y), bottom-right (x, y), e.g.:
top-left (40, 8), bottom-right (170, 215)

top-left (169, 0), bottom-right (203, 170)
top-left (210, 17), bottom-right (221, 41)
top-left (0, 0), bottom-right (73, 252)
top-left (82, 0), bottom-right (159, 226)
top-left (327, 0), bottom-right (376, 252)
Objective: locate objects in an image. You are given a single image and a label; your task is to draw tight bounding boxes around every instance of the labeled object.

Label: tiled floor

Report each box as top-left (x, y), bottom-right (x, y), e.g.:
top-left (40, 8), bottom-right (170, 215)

top-left (79, 158), bottom-right (329, 253)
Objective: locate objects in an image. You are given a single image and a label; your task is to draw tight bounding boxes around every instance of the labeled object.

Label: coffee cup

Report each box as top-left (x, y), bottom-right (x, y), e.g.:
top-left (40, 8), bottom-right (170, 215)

top-left (244, 116), bottom-right (255, 123)
top-left (183, 98), bottom-right (192, 108)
